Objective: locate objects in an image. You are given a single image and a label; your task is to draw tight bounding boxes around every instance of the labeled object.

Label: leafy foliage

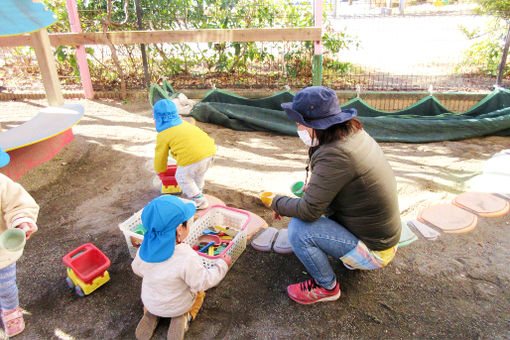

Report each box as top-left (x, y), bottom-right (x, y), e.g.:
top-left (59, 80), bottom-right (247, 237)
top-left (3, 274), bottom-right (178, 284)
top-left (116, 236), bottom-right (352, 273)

top-left (39, 0), bottom-right (358, 89)
top-left (458, 1), bottom-right (510, 77)
top-left (475, 0), bottom-right (510, 20)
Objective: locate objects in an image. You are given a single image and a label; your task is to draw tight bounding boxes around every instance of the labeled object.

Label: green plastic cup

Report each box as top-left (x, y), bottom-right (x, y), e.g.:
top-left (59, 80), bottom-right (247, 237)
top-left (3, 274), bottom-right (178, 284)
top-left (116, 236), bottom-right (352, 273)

top-left (0, 229), bottom-right (26, 252)
top-left (291, 181), bottom-right (305, 197)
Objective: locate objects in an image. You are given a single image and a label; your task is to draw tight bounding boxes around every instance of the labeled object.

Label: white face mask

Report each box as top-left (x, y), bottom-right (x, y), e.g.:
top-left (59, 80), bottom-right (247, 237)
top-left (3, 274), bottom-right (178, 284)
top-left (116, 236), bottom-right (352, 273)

top-left (297, 129), bottom-right (319, 147)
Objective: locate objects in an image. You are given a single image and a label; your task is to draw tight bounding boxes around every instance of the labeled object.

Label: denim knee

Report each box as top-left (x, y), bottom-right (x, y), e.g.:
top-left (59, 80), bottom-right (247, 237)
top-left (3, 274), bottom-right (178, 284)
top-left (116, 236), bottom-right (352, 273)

top-left (288, 218), bottom-right (307, 247)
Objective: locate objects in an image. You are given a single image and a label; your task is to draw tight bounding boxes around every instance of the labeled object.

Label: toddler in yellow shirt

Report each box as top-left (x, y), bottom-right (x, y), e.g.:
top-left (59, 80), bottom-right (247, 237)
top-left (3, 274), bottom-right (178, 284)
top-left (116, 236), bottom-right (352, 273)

top-left (153, 99), bottom-right (216, 209)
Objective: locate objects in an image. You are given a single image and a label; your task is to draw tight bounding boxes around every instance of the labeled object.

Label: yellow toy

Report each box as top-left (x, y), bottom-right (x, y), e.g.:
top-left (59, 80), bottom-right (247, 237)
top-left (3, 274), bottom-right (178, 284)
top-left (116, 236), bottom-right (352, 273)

top-left (162, 184), bottom-right (182, 194)
top-left (66, 267), bottom-right (110, 297)
top-left (62, 243), bottom-right (111, 297)
top-left (158, 165), bottom-right (182, 195)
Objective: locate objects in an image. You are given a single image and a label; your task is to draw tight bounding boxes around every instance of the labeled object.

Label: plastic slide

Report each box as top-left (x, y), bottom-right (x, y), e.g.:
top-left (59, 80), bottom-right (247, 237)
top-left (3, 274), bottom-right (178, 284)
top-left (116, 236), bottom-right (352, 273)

top-left (0, 104), bottom-right (84, 180)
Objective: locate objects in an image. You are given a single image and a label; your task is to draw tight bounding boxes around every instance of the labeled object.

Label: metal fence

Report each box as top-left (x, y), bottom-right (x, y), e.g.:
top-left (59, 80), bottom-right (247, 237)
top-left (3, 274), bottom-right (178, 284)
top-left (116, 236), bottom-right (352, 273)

top-left (0, 0), bottom-right (508, 98)
top-left (322, 0), bottom-right (508, 92)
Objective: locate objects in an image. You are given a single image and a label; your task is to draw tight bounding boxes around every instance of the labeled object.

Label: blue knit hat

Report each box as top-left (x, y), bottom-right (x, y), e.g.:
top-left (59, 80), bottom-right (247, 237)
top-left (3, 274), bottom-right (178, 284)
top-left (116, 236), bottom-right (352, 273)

top-left (153, 99), bottom-right (183, 132)
top-left (139, 195), bottom-right (196, 263)
top-left (281, 86), bottom-right (357, 129)
top-left (0, 148), bottom-right (10, 168)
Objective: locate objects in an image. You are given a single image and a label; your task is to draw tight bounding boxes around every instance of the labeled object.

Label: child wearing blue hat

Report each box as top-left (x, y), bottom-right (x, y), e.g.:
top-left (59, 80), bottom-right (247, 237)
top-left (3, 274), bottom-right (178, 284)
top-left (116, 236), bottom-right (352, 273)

top-left (0, 148), bottom-right (39, 337)
top-left (131, 195), bottom-right (231, 340)
top-left (153, 99), bottom-right (216, 209)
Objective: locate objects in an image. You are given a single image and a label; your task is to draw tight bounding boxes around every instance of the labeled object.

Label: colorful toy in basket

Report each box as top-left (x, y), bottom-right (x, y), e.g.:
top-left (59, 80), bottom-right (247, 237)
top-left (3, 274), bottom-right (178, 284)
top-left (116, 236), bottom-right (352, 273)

top-left (184, 205), bottom-right (251, 268)
top-left (193, 233), bottom-right (232, 256)
top-left (62, 243), bottom-right (111, 297)
top-left (158, 164), bottom-right (182, 194)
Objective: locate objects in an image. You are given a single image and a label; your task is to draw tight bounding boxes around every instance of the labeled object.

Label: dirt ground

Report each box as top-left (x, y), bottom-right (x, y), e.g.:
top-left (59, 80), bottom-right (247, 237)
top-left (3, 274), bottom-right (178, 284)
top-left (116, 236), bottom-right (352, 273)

top-left (0, 97), bottom-right (509, 340)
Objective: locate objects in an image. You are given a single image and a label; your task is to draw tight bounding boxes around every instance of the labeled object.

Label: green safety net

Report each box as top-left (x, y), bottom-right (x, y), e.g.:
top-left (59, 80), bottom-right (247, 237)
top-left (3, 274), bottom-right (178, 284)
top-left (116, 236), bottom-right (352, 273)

top-left (149, 84), bottom-right (510, 143)
top-left (149, 81), bottom-right (181, 105)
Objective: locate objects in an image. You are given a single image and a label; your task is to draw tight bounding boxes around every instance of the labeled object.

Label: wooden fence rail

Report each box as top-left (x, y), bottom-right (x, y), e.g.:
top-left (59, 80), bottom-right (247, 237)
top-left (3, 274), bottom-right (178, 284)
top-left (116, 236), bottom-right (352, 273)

top-left (0, 27), bottom-right (322, 47)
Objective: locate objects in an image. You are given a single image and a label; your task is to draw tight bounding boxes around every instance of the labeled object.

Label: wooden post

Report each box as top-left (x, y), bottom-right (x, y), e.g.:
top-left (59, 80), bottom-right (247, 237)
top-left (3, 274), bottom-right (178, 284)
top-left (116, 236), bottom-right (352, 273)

top-left (313, 0), bottom-right (324, 86)
top-left (31, 29), bottom-right (64, 106)
top-left (66, 0), bottom-right (94, 99)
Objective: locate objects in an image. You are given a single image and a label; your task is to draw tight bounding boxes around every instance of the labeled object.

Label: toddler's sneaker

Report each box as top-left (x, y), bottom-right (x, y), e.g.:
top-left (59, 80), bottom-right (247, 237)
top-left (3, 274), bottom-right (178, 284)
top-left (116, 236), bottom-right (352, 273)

top-left (1, 307), bottom-right (25, 337)
top-left (192, 194), bottom-right (209, 210)
top-left (287, 279), bottom-right (341, 305)
top-left (167, 312), bottom-right (191, 340)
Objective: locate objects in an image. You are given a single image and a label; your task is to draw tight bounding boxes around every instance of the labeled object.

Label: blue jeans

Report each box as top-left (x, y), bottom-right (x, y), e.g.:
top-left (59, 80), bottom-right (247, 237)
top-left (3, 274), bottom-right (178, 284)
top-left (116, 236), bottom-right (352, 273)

top-left (288, 217), bottom-right (359, 290)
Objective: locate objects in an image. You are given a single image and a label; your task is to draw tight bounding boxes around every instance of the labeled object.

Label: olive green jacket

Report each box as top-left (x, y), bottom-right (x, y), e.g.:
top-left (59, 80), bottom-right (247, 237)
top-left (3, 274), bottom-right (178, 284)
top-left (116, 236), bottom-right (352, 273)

top-left (271, 130), bottom-right (401, 250)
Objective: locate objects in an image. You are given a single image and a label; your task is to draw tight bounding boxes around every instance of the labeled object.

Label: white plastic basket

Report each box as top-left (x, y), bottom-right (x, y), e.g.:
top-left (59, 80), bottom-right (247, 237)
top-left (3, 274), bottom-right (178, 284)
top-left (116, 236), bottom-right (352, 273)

top-left (118, 207), bottom-right (145, 259)
top-left (118, 204), bottom-right (251, 265)
top-left (183, 205), bottom-right (250, 269)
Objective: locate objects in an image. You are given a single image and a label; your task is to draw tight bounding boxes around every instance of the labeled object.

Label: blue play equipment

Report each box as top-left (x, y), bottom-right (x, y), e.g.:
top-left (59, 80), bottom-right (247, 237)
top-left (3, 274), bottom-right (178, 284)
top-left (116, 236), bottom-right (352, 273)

top-left (0, 0), bottom-right (57, 37)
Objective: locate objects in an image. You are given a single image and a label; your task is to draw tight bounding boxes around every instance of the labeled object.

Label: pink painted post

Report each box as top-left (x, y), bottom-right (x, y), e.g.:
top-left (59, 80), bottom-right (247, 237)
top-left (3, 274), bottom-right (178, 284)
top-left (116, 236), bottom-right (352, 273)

top-left (312, 0), bottom-right (324, 85)
top-left (313, 0), bottom-right (323, 55)
top-left (66, 0), bottom-right (94, 99)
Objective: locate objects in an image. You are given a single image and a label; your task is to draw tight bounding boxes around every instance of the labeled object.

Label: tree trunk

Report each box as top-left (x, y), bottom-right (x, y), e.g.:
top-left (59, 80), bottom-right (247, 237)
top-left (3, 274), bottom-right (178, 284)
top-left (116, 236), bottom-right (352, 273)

top-left (496, 21), bottom-right (510, 86)
top-left (134, 0), bottom-right (150, 88)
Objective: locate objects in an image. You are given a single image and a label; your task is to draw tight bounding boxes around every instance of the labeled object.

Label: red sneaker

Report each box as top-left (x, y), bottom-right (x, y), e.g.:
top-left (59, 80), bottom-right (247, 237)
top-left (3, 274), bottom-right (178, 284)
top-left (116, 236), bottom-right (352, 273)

top-left (287, 279), bottom-right (341, 305)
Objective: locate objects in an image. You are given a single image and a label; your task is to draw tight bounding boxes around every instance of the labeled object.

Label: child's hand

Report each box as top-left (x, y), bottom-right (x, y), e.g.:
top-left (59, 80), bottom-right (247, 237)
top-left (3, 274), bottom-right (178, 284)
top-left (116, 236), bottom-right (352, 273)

top-left (219, 254), bottom-right (232, 267)
top-left (16, 222), bottom-right (36, 240)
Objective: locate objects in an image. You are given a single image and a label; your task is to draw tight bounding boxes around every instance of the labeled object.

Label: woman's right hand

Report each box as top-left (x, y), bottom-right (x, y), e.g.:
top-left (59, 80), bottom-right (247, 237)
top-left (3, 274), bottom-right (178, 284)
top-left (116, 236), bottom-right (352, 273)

top-left (219, 254), bottom-right (232, 267)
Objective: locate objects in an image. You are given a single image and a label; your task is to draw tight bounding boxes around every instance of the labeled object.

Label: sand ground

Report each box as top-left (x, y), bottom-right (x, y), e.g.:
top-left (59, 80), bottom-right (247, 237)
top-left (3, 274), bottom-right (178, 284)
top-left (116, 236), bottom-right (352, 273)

top-left (0, 98), bottom-right (509, 339)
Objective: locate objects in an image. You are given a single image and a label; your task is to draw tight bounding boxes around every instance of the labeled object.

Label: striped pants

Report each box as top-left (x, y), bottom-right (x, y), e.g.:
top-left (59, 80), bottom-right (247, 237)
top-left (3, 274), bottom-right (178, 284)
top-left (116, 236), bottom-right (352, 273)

top-left (0, 263), bottom-right (18, 310)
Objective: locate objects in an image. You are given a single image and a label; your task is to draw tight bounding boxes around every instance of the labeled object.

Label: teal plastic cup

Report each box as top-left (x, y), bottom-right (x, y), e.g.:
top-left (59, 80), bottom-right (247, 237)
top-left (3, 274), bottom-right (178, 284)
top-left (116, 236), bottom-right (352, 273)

top-left (0, 229), bottom-right (26, 252)
top-left (291, 181), bottom-right (305, 197)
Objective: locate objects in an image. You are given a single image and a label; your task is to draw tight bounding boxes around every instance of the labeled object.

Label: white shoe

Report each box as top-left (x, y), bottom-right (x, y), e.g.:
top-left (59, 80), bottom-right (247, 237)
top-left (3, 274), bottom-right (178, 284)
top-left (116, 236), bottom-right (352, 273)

top-left (192, 195), bottom-right (209, 210)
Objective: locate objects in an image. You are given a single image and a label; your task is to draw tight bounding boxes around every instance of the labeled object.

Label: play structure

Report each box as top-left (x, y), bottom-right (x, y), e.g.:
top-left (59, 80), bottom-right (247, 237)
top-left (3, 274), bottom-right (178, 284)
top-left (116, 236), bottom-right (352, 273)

top-left (0, 1), bottom-right (85, 181)
top-left (0, 105), bottom-right (84, 181)
top-left (150, 84), bottom-right (510, 143)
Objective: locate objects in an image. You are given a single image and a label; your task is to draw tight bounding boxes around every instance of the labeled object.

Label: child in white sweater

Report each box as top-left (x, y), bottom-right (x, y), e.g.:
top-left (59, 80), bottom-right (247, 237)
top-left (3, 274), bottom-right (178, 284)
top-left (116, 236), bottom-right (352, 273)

top-left (132, 195), bottom-right (231, 340)
top-left (0, 148), bottom-right (39, 337)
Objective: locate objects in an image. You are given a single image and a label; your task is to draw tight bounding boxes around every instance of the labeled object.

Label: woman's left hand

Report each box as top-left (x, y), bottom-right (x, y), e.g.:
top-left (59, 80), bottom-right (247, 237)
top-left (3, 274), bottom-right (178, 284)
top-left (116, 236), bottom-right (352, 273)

top-left (273, 211), bottom-right (282, 220)
top-left (15, 222), bottom-right (37, 240)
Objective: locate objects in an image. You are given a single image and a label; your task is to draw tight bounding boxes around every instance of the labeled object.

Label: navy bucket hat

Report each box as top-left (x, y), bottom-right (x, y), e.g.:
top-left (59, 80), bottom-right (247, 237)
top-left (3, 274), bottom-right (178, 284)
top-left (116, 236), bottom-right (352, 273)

top-left (281, 86), bottom-right (357, 129)
top-left (0, 148), bottom-right (10, 168)
top-left (153, 99), bottom-right (183, 132)
top-left (139, 195), bottom-right (196, 263)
